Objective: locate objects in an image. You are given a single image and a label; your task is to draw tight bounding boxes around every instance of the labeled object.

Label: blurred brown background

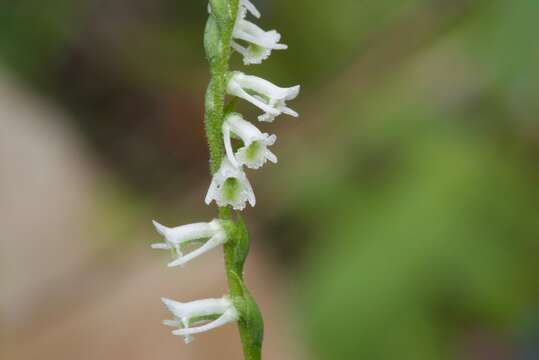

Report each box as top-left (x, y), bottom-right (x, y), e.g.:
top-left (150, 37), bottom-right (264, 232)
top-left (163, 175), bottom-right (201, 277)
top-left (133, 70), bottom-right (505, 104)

top-left (1, 0), bottom-right (539, 359)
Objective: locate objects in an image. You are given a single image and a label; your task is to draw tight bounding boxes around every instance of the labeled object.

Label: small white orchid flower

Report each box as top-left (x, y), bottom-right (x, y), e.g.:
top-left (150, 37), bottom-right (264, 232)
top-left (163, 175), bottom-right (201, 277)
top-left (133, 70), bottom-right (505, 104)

top-left (231, 27), bottom-right (286, 65)
top-left (223, 113), bottom-right (277, 169)
top-left (205, 157), bottom-right (256, 210)
top-left (151, 219), bottom-right (227, 267)
top-left (162, 297), bottom-right (239, 344)
top-left (231, 0), bottom-right (286, 65)
top-left (226, 71), bottom-right (300, 122)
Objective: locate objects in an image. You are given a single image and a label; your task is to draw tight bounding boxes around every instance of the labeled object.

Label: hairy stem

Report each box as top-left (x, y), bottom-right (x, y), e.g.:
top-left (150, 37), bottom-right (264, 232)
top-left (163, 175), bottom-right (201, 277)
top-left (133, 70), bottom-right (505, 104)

top-left (204, 1), bottom-right (263, 359)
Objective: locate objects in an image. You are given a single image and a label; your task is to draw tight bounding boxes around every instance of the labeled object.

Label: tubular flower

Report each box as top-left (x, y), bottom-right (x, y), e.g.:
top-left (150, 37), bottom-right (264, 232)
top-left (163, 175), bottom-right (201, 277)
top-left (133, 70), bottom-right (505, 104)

top-left (231, 0), bottom-right (287, 65)
top-left (205, 157), bottom-right (256, 210)
top-left (151, 219), bottom-right (227, 267)
top-left (226, 71), bottom-right (300, 122)
top-left (162, 297), bottom-right (239, 344)
top-left (223, 113), bottom-right (277, 169)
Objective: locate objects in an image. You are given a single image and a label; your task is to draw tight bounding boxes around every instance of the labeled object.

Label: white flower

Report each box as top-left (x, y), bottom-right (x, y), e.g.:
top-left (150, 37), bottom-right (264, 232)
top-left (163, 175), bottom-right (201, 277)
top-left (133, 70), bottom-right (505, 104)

top-left (204, 157), bottom-right (256, 210)
top-left (162, 296), bottom-right (239, 344)
top-left (231, 0), bottom-right (286, 65)
top-left (151, 219), bottom-right (227, 267)
top-left (226, 71), bottom-right (300, 122)
top-left (223, 113), bottom-right (277, 169)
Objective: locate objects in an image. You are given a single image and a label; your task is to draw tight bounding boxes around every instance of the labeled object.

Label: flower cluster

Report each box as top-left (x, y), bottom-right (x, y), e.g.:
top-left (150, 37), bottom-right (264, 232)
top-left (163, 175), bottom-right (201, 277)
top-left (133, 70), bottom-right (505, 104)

top-left (152, 0), bottom-right (299, 345)
top-left (206, 0), bottom-right (300, 210)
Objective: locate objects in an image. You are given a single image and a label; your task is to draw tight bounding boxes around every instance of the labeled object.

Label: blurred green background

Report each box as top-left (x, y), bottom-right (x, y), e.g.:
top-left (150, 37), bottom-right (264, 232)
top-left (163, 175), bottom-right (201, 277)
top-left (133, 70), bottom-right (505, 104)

top-left (1, 0), bottom-right (539, 359)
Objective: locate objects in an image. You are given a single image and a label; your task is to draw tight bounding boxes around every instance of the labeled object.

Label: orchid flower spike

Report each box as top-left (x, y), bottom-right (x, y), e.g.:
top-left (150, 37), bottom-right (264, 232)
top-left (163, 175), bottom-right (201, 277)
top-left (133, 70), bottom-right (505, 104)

top-left (151, 219), bottom-right (227, 267)
top-left (162, 297), bottom-right (239, 344)
top-left (227, 71), bottom-right (300, 122)
top-left (232, 0), bottom-right (287, 65)
top-left (205, 157), bottom-right (256, 210)
top-left (223, 113), bottom-right (277, 169)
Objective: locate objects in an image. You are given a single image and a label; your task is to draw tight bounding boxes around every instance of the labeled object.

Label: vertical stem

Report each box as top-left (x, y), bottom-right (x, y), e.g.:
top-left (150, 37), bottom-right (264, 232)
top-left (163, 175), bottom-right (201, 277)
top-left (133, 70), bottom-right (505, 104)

top-left (204, 1), bottom-right (263, 359)
top-left (205, 0), bottom-right (238, 174)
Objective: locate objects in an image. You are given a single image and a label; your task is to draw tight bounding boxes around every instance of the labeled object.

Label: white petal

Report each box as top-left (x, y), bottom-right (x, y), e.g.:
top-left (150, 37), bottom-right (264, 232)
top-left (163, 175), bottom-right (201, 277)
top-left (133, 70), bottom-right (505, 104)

top-left (162, 297), bottom-right (233, 319)
top-left (204, 178), bottom-right (219, 205)
top-left (265, 148), bottom-right (277, 163)
top-left (240, 0), bottom-right (260, 18)
top-left (222, 120), bottom-right (240, 168)
top-left (152, 220), bottom-right (168, 236)
top-left (167, 232), bottom-right (227, 267)
top-left (258, 112), bottom-right (276, 122)
top-left (285, 85), bottom-right (301, 100)
top-left (227, 78), bottom-right (280, 115)
top-left (171, 309), bottom-right (239, 336)
top-left (233, 20), bottom-right (286, 50)
top-left (152, 220), bottom-right (217, 246)
top-left (151, 243), bottom-right (170, 250)
top-left (234, 72), bottom-right (288, 99)
top-left (282, 106), bottom-right (299, 117)
top-left (224, 113), bottom-right (262, 143)
top-left (163, 319), bottom-right (180, 327)
top-left (244, 177), bottom-right (256, 206)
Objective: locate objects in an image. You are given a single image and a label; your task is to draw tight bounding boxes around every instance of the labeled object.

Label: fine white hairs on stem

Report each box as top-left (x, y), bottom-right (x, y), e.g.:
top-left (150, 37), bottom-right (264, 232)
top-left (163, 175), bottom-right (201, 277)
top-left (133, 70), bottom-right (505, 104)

top-left (223, 113), bottom-right (277, 169)
top-left (205, 157), bottom-right (256, 210)
top-left (162, 297), bottom-right (239, 344)
top-left (151, 219), bottom-right (227, 267)
top-left (232, 0), bottom-right (287, 65)
top-left (226, 71), bottom-right (300, 122)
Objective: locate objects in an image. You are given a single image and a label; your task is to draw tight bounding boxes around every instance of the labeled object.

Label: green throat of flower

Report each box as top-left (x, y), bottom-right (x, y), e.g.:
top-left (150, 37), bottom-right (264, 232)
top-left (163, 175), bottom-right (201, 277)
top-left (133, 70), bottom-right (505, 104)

top-left (248, 44), bottom-right (265, 56)
top-left (245, 141), bottom-right (261, 161)
top-left (223, 177), bottom-right (241, 201)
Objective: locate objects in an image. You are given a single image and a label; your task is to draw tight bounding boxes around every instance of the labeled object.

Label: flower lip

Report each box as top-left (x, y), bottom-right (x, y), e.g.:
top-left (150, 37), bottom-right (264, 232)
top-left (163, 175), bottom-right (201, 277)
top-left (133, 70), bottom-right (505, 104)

top-left (204, 157), bottom-right (256, 210)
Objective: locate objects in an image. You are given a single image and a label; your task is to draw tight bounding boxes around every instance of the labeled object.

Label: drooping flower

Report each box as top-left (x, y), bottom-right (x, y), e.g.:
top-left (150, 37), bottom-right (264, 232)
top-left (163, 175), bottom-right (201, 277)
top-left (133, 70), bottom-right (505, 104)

top-left (223, 113), bottom-right (277, 169)
top-left (231, 0), bottom-right (287, 65)
top-left (226, 71), bottom-right (300, 122)
top-left (205, 157), bottom-right (256, 210)
top-left (151, 219), bottom-right (227, 267)
top-left (162, 297), bottom-right (239, 344)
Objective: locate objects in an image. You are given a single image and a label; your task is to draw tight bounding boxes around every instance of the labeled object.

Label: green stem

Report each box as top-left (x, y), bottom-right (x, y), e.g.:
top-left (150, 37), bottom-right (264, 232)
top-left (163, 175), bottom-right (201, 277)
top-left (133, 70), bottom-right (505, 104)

top-left (204, 1), bottom-right (263, 359)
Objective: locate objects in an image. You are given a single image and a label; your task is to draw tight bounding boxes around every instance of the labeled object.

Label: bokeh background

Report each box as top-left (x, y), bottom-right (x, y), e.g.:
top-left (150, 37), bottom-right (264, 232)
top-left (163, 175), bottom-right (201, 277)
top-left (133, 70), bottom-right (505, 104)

top-left (1, 0), bottom-right (539, 359)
